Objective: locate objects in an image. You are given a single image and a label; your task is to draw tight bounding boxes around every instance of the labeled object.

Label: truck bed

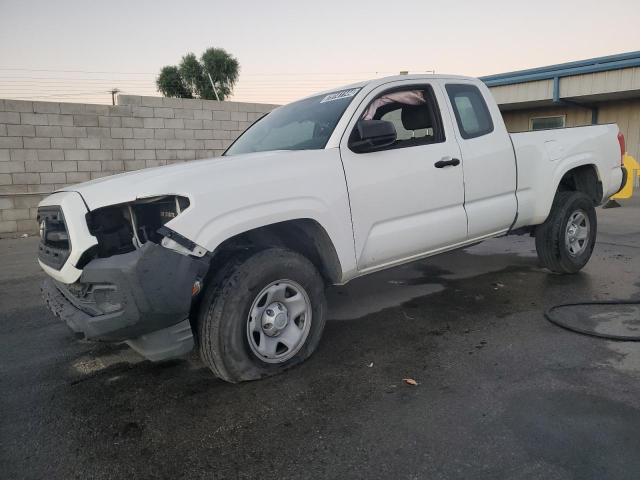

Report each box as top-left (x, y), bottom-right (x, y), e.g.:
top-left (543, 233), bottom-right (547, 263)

top-left (510, 124), bottom-right (624, 228)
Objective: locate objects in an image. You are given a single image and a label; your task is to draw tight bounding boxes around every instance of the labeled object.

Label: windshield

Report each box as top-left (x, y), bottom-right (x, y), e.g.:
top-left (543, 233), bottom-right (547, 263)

top-left (225, 87), bottom-right (360, 155)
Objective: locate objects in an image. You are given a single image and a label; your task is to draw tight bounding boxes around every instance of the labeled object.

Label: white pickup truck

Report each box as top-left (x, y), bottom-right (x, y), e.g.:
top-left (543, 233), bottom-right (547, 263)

top-left (38, 75), bottom-right (626, 382)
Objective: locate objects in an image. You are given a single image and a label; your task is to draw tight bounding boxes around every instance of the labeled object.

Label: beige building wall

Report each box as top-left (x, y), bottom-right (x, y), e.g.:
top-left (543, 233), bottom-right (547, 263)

top-left (501, 99), bottom-right (640, 160)
top-left (599, 99), bottom-right (640, 160)
top-left (490, 79), bottom-right (554, 106)
top-left (559, 67), bottom-right (640, 98)
top-left (489, 67), bottom-right (640, 106)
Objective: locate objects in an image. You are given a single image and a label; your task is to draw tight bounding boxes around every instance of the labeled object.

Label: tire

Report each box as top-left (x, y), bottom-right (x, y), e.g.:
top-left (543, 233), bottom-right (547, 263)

top-left (197, 247), bottom-right (327, 383)
top-left (535, 190), bottom-right (597, 274)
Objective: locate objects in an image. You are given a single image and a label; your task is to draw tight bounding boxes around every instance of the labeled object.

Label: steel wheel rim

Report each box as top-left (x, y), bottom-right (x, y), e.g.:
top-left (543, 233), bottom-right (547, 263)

top-left (565, 209), bottom-right (590, 256)
top-left (246, 279), bottom-right (312, 364)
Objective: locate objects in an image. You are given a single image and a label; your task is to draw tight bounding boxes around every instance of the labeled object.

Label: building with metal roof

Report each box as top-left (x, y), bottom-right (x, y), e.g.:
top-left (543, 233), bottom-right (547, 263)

top-left (480, 51), bottom-right (640, 159)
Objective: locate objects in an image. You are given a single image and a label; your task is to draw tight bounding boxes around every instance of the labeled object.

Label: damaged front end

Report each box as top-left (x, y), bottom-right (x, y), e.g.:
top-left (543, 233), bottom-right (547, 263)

top-left (82, 195), bottom-right (202, 264)
top-left (40, 194), bottom-right (209, 361)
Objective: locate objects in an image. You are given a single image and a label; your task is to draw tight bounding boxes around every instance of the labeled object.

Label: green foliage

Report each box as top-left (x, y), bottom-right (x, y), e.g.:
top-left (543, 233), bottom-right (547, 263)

top-left (200, 48), bottom-right (240, 100)
top-left (156, 66), bottom-right (192, 98)
top-left (156, 48), bottom-right (240, 101)
top-left (178, 53), bottom-right (206, 96)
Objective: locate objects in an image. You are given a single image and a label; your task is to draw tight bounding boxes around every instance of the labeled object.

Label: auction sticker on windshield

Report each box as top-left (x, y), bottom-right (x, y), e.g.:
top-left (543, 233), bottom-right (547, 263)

top-left (320, 88), bottom-right (360, 103)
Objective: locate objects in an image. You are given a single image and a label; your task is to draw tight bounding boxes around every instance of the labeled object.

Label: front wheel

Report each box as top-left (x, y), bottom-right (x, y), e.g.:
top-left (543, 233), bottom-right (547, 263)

top-left (198, 248), bottom-right (327, 383)
top-left (535, 190), bottom-right (597, 274)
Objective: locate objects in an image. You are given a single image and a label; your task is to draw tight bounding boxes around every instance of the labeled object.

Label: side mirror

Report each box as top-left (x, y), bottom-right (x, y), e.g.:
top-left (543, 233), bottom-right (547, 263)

top-left (349, 120), bottom-right (397, 153)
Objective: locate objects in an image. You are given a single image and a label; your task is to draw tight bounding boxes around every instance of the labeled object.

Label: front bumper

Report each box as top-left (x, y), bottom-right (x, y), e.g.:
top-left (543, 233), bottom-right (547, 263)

top-left (42, 242), bottom-right (208, 361)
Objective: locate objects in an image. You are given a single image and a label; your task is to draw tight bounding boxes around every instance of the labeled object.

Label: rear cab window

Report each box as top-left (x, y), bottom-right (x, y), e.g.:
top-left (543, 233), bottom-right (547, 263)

top-left (445, 84), bottom-right (494, 139)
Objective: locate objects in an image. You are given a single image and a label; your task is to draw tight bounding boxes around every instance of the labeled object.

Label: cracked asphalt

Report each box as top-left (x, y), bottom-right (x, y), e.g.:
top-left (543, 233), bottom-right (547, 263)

top-left (1, 198), bottom-right (639, 480)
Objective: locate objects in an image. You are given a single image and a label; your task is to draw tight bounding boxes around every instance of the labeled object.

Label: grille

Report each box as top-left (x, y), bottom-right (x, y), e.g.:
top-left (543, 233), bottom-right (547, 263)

top-left (37, 206), bottom-right (71, 270)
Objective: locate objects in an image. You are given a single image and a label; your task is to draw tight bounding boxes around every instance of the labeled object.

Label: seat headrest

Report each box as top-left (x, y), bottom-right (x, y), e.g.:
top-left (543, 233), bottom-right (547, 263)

top-left (401, 105), bottom-right (433, 130)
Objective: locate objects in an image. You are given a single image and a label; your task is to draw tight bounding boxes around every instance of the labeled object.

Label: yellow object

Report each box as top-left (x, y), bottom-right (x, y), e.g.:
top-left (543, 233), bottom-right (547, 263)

top-left (611, 153), bottom-right (639, 199)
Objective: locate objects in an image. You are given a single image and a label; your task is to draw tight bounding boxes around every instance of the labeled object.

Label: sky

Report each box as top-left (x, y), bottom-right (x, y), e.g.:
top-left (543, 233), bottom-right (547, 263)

top-left (1, 0), bottom-right (639, 105)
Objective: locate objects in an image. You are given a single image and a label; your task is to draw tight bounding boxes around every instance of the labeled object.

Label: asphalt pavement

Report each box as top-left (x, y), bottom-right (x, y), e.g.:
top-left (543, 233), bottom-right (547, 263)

top-left (1, 198), bottom-right (640, 480)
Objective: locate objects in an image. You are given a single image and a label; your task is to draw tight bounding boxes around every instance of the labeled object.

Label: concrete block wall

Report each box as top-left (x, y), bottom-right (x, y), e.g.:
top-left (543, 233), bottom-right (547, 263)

top-left (0, 95), bottom-right (278, 236)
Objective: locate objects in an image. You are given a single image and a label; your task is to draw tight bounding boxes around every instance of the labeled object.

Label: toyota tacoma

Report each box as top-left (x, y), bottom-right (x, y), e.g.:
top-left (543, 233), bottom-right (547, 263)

top-left (38, 75), bottom-right (627, 382)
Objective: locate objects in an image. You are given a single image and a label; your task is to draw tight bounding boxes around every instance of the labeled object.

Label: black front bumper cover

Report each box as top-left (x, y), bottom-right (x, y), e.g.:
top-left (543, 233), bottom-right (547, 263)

top-left (42, 242), bottom-right (209, 359)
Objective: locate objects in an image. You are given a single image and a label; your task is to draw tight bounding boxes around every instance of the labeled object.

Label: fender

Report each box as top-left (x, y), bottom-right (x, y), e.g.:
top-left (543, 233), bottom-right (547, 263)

top-left (547, 159), bottom-right (601, 211)
top-left (517, 160), bottom-right (601, 228)
top-left (166, 197), bottom-right (358, 282)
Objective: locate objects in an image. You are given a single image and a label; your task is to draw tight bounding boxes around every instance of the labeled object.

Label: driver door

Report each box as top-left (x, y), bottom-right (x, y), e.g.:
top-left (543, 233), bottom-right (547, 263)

top-left (339, 81), bottom-right (467, 272)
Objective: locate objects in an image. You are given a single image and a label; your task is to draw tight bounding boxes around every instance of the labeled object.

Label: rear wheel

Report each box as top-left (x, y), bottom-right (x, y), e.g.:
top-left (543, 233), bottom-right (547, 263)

top-left (198, 247), bottom-right (327, 383)
top-left (535, 190), bottom-right (597, 274)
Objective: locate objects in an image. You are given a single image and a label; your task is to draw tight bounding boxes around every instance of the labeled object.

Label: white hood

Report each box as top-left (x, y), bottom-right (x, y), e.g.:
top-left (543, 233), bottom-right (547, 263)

top-left (61, 151), bottom-right (291, 210)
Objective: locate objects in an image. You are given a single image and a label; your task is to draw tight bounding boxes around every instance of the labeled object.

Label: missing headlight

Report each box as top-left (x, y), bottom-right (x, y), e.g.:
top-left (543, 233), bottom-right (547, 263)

top-left (130, 195), bottom-right (190, 245)
top-left (87, 206), bottom-right (135, 258)
top-left (86, 196), bottom-right (190, 259)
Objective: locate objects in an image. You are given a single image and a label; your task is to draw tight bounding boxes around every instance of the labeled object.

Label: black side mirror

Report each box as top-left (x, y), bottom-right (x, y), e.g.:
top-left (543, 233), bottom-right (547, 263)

top-left (349, 120), bottom-right (397, 153)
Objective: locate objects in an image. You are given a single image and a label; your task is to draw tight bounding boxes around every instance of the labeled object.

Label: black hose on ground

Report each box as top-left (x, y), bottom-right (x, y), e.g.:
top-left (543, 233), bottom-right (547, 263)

top-left (545, 300), bottom-right (640, 341)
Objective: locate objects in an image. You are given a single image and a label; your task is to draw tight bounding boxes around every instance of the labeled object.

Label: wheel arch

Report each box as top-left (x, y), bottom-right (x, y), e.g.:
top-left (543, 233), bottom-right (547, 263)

top-left (556, 164), bottom-right (603, 206)
top-left (207, 218), bottom-right (343, 285)
top-left (530, 163), bottom-right (603, 227)
top-left (189, 218), bottom-right (342, 345)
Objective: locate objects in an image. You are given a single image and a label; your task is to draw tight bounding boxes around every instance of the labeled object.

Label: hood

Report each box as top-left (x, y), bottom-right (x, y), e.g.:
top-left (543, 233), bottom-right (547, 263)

top-left (61, 151), bottom-right (298, 210)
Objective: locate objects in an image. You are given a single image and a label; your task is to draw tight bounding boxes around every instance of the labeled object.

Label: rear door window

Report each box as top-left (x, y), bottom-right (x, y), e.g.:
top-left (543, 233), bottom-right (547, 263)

top-left (445, 84), bottom-right (494, 139)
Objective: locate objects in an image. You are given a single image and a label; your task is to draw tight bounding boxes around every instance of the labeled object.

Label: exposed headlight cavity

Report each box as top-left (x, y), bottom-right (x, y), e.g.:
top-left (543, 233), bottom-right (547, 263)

top-left (86, 196), bottom-right (190, 259)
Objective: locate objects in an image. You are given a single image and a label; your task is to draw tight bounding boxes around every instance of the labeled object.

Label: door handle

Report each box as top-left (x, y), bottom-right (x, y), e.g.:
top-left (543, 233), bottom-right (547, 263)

top-left (434, 158), bottom-right (461, 168)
